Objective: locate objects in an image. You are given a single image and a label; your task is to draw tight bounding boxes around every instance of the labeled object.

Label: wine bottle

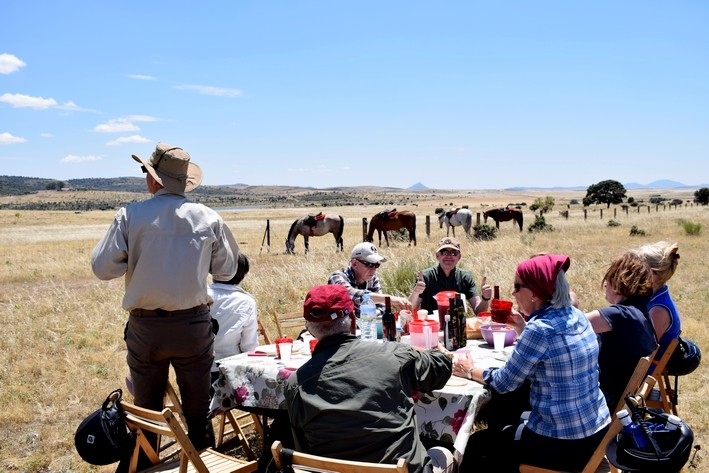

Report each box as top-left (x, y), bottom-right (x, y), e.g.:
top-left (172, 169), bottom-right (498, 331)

top-left (448, 299), bottom-right (459, 350)
top-left (444, 314), bottom-right (456, 350)
top-left (382, 296), bottom-right (397, 342)
top-left (455, 293), bottom-right (467, 348)
top-left (493, 285), bottom-right (500, 300)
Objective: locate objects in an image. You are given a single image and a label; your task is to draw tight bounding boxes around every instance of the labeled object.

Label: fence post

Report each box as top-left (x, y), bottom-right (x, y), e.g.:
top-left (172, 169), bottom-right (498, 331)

top-left (362, 218), bottom-right (368, 242)
top-left (600, 209), bottom-right (603, 219)
top-left (584, 209), bottom-right (587, 220)
top-left (476, 212), bottom-right (482, 226)
top-left (614, 208), bottom-right (617, 219)
top-left (425, 215), bottom-right (431, 238)
top-left (648, 206), bottom-right (650, 214)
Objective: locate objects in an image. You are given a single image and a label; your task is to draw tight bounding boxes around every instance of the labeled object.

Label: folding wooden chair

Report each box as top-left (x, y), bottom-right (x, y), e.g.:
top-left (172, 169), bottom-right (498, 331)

top-left (274, 311), bottom-right (305, 339)
top-left (257, 319), bottom-right (272, 345)
top-left (271, 440), bottom-right (408, 473)
top-left (120, 398), bottom-right (257, 473)
top-left (519, 352), bottom-right (657, 473)
top-left (646, 337), bottom-right (680, 415)
top-left (214, 409), bottom-right (260, 460)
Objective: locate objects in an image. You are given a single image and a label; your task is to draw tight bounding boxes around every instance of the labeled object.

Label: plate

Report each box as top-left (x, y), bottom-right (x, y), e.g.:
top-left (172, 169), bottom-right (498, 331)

top-left (256, 344), bottom-right (277, 355)
top-left (446, 378), bottom-right (469, 387)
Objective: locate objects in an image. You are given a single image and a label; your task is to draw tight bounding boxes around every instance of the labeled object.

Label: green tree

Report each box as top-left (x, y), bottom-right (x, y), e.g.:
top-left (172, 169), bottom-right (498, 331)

top-left (694, 187), bottom-right (709, 205)
top-left (583, 180), bottom-right (627, 208)
top-left (529, 196), bottom-right (555, 215)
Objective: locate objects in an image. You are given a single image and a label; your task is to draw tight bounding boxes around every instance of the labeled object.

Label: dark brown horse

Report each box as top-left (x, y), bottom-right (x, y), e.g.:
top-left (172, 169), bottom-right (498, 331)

top-left (366, 210), bottom-right (416, 247)
top-left (286, 213), bottom-right (344, 254)
top-left (483, 207), bottom-right (524, 232)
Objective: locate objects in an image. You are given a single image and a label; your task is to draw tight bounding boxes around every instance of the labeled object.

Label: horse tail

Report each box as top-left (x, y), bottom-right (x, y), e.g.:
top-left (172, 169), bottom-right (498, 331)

top-left (366, 215), bottom-right (377, 242)
top-left (336, 215), bottom-right (345, 250)
top-left (410, 213), bottom-right (417, 246)
top-left (463, 211), bottom-right (473, 233)
top-left (517, 211), bottom-right (524, 231)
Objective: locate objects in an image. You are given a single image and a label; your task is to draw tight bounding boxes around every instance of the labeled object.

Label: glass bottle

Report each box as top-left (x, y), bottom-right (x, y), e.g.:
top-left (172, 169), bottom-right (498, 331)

top-left (382, 296), bottom-right (397, 342)
top-left (493, 285), bottom-right (500, 300)
top-left (455, 293), bottom-right (467, 348)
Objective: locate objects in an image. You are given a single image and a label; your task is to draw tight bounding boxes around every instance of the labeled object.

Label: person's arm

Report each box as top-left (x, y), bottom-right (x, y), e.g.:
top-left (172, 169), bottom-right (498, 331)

top-left (649, 306), bottom-right (671, 341)
top-left (409, 271), bottom-right (426, 309)
top-left (210, 222), bottom-right (238, 281)
top-left (239, 300), bottom-right (259, 353)
top-left (91, 209), bottom-right (129, 280)
top-left (585, 309), bottom-right (612, 333)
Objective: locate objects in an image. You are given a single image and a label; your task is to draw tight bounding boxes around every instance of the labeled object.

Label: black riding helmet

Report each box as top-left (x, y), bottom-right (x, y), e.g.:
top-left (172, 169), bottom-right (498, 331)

top-left (606, 413), bottom-right (694, 473)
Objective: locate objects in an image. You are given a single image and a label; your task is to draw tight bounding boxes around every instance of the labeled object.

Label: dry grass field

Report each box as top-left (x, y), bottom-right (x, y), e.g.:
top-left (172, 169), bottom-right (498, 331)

top-left (1, 187), bottom-right (707, 472)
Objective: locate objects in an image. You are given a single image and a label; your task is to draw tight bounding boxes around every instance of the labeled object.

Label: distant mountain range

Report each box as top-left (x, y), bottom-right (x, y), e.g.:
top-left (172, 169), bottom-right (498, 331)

top-left (0, 175), bottom-right (706, 197)
top-left (407, 179), bottom-right (707, 191)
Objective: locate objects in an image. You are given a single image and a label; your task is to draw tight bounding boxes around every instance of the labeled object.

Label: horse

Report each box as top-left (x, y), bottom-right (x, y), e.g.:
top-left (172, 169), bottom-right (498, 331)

top-left (285, 213), bottom-right (344, 254)
top-left (483, 207), bottom-right (524, 232)
top-left (438, 208), bottom-right (473, 238)
top-left (366, 210), bottom-right (416, 247)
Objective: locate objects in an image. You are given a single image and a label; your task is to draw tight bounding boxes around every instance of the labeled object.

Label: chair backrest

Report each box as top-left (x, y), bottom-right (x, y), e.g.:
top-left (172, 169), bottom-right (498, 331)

top-left (271, 440), bottom-right (408, 473)
top-left (274, 311), bottom-right (305, 339)
top-left (519, 352), bottom-right (657, 473)
top-left (650, 337), bottom-right (680, 376)
top-left (258, 319), bottom-right (272, 345)
top-left (120, 399), bottom-right (210, 473)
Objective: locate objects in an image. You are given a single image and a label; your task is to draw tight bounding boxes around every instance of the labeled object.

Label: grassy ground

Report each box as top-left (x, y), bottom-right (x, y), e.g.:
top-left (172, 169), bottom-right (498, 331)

top-left (1, 188), bottom-right (707, 472)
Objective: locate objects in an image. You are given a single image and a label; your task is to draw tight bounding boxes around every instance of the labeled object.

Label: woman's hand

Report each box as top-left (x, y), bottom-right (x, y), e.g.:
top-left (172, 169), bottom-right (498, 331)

top-left (452, 352), bottom-right (475, 379)
top-left (508, 309), bottom-right (527, 336)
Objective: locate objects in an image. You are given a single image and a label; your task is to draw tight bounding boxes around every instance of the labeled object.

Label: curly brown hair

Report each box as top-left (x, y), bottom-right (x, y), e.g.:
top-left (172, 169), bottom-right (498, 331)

top-left (603, 252), bottom-right (653, 298)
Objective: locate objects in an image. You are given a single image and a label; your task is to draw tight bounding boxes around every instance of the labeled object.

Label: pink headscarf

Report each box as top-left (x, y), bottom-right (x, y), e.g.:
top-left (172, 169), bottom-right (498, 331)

top-left (516, 254), bottom-right (571, 302)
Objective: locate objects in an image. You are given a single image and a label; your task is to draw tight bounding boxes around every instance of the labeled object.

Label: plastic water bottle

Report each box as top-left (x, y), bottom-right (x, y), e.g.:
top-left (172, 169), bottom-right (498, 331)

top-left (666, 414), bottom-right (681, 431)
top-left (359, 293), bottom-right (378, 342)
top-left (617, 409), bottom-right (650, 449)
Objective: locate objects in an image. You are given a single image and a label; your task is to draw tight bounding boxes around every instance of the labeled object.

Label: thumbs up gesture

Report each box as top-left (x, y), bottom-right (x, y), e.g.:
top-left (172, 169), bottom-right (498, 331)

top-left (412, 271), bottom-right (426, 296)
top-left (480, 276), bottom-right (492, 301)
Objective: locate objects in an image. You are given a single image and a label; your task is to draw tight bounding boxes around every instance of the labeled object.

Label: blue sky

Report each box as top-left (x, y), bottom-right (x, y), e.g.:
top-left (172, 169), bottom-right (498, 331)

top-left (1, 1), bottom-right (708, 190)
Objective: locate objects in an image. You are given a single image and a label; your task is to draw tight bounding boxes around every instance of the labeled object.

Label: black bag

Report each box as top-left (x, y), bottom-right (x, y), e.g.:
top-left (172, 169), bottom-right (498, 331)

top-left (666, 337), bottom-right (701, 376)
top-left (74, 389), bottom-right (135, 465)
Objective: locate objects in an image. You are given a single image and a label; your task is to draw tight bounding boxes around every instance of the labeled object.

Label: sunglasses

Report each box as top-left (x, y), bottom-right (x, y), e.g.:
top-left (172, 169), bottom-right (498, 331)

top-left (513, 283), bottom-right (528, 293)
top-left (439, 249), bottom-right (460, 256)
top-left (358, 259), bottom-right (380, 269)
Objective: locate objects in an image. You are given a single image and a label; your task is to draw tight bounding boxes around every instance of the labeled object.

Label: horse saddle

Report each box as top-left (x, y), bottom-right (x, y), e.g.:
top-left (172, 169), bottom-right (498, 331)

top-left (445, 208), bottom-right (460, 218)
top-left (379, 209), bottom-right (397, 219)
top-left (305, 213), bottom-right (325, 227)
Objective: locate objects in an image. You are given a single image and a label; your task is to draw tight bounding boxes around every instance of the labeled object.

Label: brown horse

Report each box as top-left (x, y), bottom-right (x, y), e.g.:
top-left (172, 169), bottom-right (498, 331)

top-left (483, 207), bottom-right (524, 232)
top-left (285, 213), bottom-right (344, 254)
top-left (366, 210), bottom-right (416, 247)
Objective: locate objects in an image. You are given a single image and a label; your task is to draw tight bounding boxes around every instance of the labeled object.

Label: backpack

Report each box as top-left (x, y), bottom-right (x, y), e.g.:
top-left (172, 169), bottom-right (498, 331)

top-left (666, 336), bottom-right (701, 376)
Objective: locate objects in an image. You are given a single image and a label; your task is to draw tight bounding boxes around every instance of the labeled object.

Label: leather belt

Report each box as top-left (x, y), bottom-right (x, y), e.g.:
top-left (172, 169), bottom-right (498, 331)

top-left (129, 304), bottom-right (209, 317)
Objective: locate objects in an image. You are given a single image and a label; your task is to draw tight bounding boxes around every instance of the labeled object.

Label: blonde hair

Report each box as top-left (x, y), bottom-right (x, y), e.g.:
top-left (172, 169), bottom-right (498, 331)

top-left (634, 241), bottom-right (680, 285)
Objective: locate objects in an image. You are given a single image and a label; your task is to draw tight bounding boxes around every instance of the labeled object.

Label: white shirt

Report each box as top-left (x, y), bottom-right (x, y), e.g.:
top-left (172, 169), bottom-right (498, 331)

top-left (208, 283), bottom-right (259, 371)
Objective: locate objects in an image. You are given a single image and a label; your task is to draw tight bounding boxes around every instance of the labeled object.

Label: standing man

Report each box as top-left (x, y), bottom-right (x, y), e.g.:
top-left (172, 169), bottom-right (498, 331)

top-left (328, 242), bottom-right (412, 316)
top-left (409, 237), bottom-right (492, 315)
top-left (92, 142), bottom-right (237, 450)
top-left (285, 284), bottom-right (455, 473)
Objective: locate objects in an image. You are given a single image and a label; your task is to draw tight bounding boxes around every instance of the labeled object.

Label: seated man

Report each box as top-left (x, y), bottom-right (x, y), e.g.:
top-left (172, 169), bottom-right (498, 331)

top-left (284, 285), bottom-right (455, 473)
top-left (328, 242), bottom-right (412, 316)
top-left (409, 237), bottom-right (492, 315)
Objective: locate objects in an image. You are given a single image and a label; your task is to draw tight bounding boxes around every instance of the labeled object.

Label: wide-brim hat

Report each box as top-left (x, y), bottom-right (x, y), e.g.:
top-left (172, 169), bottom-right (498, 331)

top-left (437, 237), bottom-right (461, 253)
top-left (132, 142), bottom-right (202, 193)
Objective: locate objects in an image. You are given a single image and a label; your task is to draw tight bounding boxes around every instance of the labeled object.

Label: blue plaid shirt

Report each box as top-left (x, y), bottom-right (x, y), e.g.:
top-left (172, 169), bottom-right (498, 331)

top-left (328, 266), bottom-right (383, 317)
top-left (483, 304), bottom-right (610, 439)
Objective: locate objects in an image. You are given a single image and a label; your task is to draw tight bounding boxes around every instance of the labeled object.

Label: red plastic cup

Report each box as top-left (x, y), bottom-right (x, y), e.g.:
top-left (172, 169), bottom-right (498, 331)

top-left (490, 299), bottom-right (513, 323)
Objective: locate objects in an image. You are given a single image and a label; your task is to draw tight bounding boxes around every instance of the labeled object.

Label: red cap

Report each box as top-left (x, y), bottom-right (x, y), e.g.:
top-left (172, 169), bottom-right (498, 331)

top-left (303, 284), bottom-right (355, 322)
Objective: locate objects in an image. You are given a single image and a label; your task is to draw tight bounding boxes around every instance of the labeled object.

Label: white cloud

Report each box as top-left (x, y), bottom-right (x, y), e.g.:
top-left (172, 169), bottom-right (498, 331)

top-left (94, 115), bottom-right (160, 133)
top-left (0, 132), bottom-right (27, 144)
top-left (174, 84), bottom-right (243, 98)
top-left (127, 74), bottom-right (156, 80)
top-left (106, 135), bottom-right (150, 146)
top-left (0, 93), bottom-right (58, 109)
top-left (40, 133), bottom-right (53, 138)
top-left (60, 154), bottom-right (103, 163)
top-left (0, 54), bottom-right (26, 74)
top-left (94, 118), bottom-right (141, 133)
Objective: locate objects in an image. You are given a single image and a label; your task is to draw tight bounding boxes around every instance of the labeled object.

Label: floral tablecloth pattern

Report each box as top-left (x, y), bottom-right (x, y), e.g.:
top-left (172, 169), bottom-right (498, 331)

top-left (210, 340), bottom-right (503, 455)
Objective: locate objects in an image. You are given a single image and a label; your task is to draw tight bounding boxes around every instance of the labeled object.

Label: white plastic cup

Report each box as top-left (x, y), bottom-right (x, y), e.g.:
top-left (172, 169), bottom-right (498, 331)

top-left (279, 342), bottom-right (293, 362)
top-left (492, 331), bottom-right (506, 351)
